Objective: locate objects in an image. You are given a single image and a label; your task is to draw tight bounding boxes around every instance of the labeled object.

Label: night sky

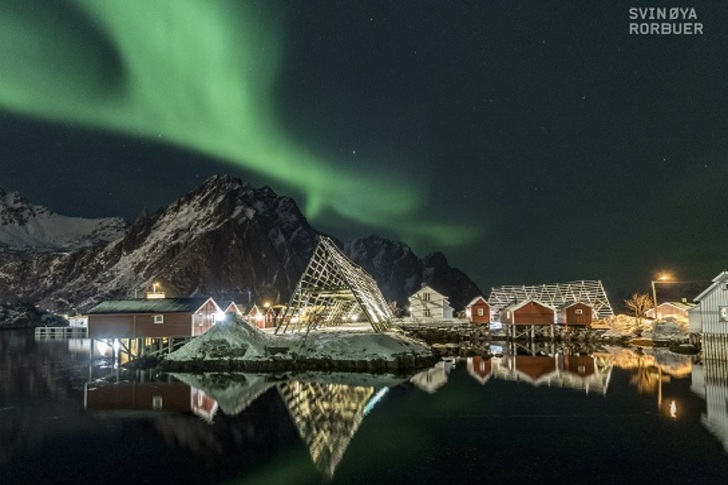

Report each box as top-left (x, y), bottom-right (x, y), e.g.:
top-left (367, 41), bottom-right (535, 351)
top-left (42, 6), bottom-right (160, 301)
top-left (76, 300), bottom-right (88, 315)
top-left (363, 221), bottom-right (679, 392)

top-left (1, 0), bottom-right (726, 298)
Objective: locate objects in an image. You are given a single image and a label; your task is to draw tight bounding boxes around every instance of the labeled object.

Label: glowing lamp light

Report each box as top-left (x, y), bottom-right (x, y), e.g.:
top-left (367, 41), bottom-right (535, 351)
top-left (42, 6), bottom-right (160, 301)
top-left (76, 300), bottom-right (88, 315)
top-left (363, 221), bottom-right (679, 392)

top-left (669, 400), bottom-right (677, 419)
top-left (214, 311), bottom-right (226, 322)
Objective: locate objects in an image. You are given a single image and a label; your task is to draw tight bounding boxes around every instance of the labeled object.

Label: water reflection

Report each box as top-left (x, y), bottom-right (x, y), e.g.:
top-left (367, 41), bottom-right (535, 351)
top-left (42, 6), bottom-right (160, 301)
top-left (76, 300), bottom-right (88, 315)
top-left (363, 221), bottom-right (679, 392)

top-left (279, 381), bottom-right (374, 480)
top-left (84, 370), bottom-right (402, 481)
top-left (693, 336), bottom-right (728, 453)
top-left (7, 329), bottom-right (728, 484)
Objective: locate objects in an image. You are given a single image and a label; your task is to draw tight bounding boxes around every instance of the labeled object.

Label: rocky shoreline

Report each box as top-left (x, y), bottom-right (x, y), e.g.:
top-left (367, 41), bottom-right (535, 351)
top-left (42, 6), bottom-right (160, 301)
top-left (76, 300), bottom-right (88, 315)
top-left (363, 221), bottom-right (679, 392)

top-left (157, 353), bottom-right (438, 373)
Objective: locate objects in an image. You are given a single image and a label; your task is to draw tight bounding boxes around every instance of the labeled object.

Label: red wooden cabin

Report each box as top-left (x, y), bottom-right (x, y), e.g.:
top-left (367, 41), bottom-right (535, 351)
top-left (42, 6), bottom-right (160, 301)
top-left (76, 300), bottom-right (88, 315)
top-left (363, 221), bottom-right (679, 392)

top-left (559, 302), bottom-right (594, 326)
top-left (500, 300), bottom-right (556, 325)
top-left (465, 296), bottom-right (491, 324)
top-left (87, 297), bottom-right (222, 338)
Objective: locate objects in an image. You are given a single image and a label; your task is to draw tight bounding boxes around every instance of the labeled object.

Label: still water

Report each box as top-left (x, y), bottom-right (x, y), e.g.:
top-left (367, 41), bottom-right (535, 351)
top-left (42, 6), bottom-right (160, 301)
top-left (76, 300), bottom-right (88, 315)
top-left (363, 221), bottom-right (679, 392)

top-left (2, 329), bottom-right (728, 485)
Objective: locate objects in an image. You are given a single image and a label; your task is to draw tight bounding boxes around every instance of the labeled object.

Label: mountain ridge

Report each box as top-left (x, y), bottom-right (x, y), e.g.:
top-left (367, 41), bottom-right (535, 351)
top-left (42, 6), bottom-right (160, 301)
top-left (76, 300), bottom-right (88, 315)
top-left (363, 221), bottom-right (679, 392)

top-left (0, 175), bottom-right (482, 312)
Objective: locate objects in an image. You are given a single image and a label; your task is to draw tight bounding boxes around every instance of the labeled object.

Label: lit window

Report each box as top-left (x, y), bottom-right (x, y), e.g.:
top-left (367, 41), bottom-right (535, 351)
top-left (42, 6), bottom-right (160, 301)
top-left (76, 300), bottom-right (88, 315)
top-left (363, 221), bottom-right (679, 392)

top-left (153, 315), bottom-right (164, 324)
top-left (152, 396), bottom-right (163, 409)
top-left (477, 308), bottom-right (484, 316)
top-left (575, 309), bottom-right (583, 315)
top-left (720, 306), bottom-right (728, 323)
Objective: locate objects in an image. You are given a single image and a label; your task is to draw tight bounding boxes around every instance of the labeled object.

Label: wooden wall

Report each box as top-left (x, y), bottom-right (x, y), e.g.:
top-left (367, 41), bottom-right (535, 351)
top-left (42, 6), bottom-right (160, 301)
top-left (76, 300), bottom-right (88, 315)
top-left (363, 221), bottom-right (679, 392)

top-left (513, 302), bottom-right (555, 325)
top-left (560, 303), bottom-right (593, 326)
top-left (89, 312), bottom-right (193, 338)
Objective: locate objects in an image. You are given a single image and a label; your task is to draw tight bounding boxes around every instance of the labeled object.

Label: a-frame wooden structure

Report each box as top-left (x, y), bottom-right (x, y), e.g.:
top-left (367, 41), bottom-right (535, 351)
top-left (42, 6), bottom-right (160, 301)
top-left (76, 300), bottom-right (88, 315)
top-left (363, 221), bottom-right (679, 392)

top-left (276, 236), bottom-right (393, 334)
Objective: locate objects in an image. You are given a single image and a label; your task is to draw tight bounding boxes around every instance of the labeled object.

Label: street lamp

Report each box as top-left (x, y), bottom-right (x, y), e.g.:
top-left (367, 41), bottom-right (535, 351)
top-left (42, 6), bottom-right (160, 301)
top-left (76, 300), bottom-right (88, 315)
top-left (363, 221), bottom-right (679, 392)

top-left (650, 273), bottom-right (673, 318)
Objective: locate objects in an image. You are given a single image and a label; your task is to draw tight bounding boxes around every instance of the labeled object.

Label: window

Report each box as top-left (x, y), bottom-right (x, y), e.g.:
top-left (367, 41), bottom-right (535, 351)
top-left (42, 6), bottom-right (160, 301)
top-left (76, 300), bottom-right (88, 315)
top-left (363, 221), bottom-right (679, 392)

top-left (575, 309), bottom-right (583, 315)
top-left (152, 396), bottom-right (163, 409)
top-left (153, 314), bottom-right (164, 324)
top-left (477, 308), bottom-right (484, 316)
top-left (423, 292), bottom-right (431, 301)
top-left (720, 306), bottom-right (728, 323)
top-left (424, 309), bottom-right (431, 317)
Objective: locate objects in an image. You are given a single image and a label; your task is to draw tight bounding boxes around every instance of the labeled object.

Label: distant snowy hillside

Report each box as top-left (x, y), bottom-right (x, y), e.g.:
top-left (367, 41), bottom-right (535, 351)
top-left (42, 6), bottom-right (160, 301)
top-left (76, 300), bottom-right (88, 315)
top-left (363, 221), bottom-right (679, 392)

top-left (0, 187), bottom-right (126, 250)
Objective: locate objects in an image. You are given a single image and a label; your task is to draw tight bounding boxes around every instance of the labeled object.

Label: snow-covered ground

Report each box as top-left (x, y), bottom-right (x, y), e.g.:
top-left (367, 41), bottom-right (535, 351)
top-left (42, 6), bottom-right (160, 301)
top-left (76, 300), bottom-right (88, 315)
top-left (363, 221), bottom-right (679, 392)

top-left (165, 316), bottom-right (433, 370)
top-left (594, 314), bottom-right (689, 342)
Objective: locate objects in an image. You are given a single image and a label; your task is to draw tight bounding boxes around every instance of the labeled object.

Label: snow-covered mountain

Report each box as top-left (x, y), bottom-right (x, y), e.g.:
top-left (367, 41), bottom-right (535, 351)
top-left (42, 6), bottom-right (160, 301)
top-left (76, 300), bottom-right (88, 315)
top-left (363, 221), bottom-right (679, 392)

top-left (0, 175), bottom-right (482, 312)
top-left (0, 188), bottom-right (126, 250)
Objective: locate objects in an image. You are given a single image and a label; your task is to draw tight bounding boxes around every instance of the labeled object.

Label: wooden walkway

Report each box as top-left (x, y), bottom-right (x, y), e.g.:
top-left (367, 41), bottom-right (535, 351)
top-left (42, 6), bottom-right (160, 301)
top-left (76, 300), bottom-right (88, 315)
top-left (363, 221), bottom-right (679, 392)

top-left (34, 326), bottom-right (87, 339)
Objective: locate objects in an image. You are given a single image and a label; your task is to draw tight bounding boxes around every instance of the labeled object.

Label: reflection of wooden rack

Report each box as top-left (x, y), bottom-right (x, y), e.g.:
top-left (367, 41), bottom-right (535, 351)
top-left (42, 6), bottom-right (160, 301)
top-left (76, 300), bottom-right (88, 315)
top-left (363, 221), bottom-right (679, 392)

top-left (278, 380), bottom-right (375, 480)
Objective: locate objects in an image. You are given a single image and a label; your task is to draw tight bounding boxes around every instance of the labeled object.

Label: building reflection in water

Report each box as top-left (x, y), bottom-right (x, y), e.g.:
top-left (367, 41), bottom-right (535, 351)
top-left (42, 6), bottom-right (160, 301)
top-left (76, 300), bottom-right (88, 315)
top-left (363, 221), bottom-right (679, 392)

top-left (464, 353), bottom-right (613, 395)
top-left (410, 359), bottom-right (455, 393)
top-left (692, 336), bottom-right (728, 453)
top-left (84, 372), bottom-right (397, 481)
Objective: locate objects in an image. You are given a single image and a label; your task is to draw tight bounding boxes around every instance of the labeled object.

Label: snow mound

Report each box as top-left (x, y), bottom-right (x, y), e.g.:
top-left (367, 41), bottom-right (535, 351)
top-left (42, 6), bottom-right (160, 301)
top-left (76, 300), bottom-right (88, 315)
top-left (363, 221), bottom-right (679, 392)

top-left (167, 319), bottom-right (275, 361)
top-left (165, 317), bottom-right (433, 368)
top-left (292, 331), bottom-right (432, 361)
top-left (647, 317), bottom-right (688, 341)
top-left (595, 314), bottom-right (650, 338)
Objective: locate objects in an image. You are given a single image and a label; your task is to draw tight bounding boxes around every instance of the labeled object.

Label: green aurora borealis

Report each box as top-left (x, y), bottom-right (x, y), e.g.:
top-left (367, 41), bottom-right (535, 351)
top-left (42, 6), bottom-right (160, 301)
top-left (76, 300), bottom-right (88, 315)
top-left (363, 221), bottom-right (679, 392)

top-left (3, 0), bottom-right (728, 292)
top-left (0, 0), bottom-right (475, 246)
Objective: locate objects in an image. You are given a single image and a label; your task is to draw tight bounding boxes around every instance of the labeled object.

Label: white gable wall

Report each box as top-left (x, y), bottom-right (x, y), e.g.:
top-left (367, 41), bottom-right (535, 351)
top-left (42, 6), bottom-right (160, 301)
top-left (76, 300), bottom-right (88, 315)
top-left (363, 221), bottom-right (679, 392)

top-left (409, 286), bottom-right (452, 320)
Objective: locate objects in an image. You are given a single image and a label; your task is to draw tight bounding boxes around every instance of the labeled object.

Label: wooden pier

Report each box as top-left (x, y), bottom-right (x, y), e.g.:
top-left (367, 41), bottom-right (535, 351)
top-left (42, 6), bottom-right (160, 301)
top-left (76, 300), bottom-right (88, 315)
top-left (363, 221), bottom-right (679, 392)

top-left (34, 326), bottom-right (88, 339)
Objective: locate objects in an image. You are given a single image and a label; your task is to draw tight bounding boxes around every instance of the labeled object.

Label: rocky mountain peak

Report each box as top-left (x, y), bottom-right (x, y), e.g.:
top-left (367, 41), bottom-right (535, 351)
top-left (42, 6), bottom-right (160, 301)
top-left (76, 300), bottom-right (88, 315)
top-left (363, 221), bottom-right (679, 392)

top-left (0, 186), bottom-right (126, 251)
top-left (0, 176), bottom-right (481, 313)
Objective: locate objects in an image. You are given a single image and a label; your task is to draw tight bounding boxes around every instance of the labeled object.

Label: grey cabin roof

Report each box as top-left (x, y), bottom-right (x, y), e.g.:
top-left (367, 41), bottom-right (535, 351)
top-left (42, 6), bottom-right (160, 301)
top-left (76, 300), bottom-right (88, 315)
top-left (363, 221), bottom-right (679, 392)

top-left (87, 298), bottom-right (215, 314)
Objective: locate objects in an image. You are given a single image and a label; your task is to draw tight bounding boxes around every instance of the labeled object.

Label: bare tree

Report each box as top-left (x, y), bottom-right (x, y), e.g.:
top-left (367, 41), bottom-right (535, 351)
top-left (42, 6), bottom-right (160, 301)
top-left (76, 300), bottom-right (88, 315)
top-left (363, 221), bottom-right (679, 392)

top-left (625, 292), bottom-right (654, 326)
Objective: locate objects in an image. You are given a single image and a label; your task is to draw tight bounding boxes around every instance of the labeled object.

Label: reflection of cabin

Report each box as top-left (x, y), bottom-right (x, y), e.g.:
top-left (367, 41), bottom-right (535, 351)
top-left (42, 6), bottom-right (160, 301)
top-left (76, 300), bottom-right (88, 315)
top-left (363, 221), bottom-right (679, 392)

top-left (87, 297), bottom-right (222, 338)
top-left (465, 297), bottom-right (490, 324)
top-left (691, 271), bottom-right (728, 336)
top-left (645, 301), bottom-right (695, 320)
top-left (560, 354), bottom-right (595, 377)
top-left (513, 355), bottom-right (557, 382)
top-left (467, 356), bottom-right (492, 384)
top-left (500, 300), bottom-right (556, 325)
top-left (559, 302), bottom-right (594, 326)
top-left (411, 360), bottom-right (455, 393)
top-left (409, 285), bottom-right (454, 321)
top-left (191, 388), bottom-right (219, 422)
top-left (483, 353), bottom-right (611, 394)
top-left (84, 381), bottom-right (192, 412)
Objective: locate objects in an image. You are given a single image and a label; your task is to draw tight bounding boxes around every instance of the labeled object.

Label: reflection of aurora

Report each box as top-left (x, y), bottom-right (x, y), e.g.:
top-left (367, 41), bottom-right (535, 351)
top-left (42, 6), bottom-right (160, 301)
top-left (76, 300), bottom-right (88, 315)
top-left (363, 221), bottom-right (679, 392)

top-left (0, 0), bottom-right (475, 246)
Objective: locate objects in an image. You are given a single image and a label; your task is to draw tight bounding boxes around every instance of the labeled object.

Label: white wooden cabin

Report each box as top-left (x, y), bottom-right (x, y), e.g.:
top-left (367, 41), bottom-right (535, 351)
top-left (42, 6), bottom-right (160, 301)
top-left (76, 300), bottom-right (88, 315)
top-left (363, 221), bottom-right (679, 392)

top-left (688, 304), bottom-right (702, 334)
top-left (408, 285), bottom-right (454, 321)
top-left (692, 271), bottom-right (728, 335)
